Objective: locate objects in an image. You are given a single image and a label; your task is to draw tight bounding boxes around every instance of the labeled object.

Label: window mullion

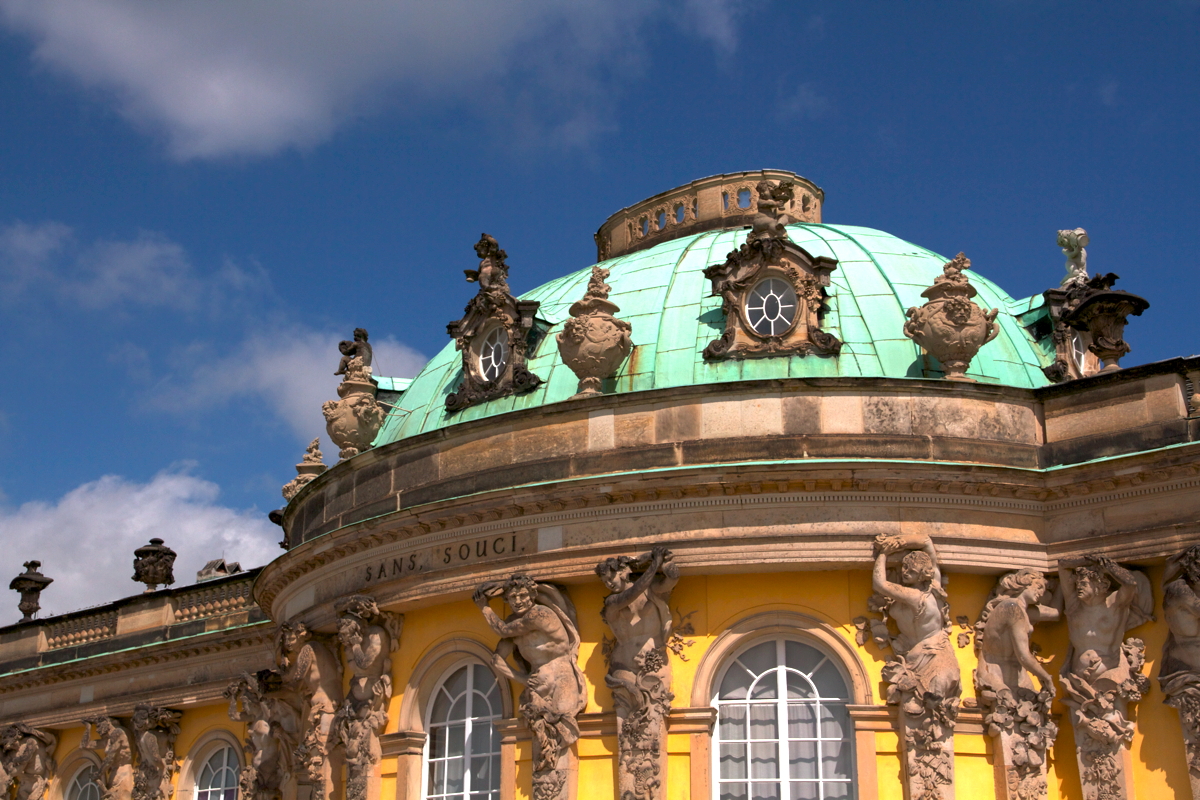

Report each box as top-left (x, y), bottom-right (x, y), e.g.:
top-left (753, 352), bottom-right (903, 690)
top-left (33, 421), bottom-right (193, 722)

top-left (777, 639), bottom-right (789, 800)
top-left (464, 665), bottom-right (474, 800)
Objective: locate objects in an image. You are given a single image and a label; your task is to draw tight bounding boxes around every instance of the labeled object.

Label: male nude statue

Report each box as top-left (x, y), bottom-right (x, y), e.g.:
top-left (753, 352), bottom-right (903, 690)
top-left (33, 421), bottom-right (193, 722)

top-left (596, 545), bottom-right (679, 696)
top-left (1058, 555), bottom-right (1151, 683)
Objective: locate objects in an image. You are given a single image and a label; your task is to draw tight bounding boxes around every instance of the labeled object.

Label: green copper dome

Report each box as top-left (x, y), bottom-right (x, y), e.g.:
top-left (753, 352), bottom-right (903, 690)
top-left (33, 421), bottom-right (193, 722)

top-left (375, 223), bottom-right (1053, 445)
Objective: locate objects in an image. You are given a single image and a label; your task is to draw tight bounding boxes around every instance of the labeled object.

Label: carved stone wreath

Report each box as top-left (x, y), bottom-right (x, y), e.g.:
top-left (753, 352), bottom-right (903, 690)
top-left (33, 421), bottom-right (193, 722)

top-left (702, 236), bottom-right (842, 360)
top-left (445, 234), bottom-right (544, 412)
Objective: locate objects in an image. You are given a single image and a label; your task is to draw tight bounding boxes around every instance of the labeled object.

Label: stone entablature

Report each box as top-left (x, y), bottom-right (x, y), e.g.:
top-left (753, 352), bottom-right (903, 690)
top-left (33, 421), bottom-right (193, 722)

top-left (594, 170), bottom-right (824, 260)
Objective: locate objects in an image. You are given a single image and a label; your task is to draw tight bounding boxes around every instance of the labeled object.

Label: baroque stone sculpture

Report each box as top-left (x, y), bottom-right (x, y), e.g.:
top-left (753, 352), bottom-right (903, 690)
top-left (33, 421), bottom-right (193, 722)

top-left (275, 621), bottom-right (343, 800)
top-left (132, 539), bottom-right (176, 592)
top-left (225, 670), bottom-right (303, 800)
top-left (0, 724), bottom-right (57, 800)
top-left (1058, 555), bottom-right (1154, 800)
top-left (1058, 271), bottom-right (1149, 372)
top-left (1058, 228), bottom-right (1091, 289)
top-left (333, 595), bottom-right (403, 800)
top-left (974, 570), bottom-right (1061, 800)
top-left (1160, 544), bottom-right (1200, 800)
top-left (596, 547), bottom-right (680, 800)
top-left (868, 533), bottom-right (961, 800)
top-left (702, 179), bottom-right (841, 360)
top-left (323, 329), bottom-right (385, 462)
top-left (903, 252), bottom-right (1000, 381)
top-left (446, 234), bottom-right (543, 412)
top-left (129, 706), bottom-right (181, 800)
top-left (557, 266), bottom-right (632, 398)
top-left (8, 562), bottom-right (52, 622)
top-left (81, 717), bottom-right (134, 800)
top-left (474, 575), bottom-right (587, 800)
top-left (282, 438), bottom-right (327, 501)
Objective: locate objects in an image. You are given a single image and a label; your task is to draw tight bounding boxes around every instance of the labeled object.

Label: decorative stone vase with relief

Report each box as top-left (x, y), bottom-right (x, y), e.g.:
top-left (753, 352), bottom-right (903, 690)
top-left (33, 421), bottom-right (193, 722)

top-left (702, 180), bottom-right (842, 360)
top-left (446, 233), bottom-right (543, 412)
top-left (903, 252), bottom-right (999, 381)
top-left (9, 561), bottom-right (52, 622)
top-left (132, 538), bottom-right (176, 592)
top-left (322, 332), bottom-right (385, 462)
top-left (556, 266), bottom-right (632, 398)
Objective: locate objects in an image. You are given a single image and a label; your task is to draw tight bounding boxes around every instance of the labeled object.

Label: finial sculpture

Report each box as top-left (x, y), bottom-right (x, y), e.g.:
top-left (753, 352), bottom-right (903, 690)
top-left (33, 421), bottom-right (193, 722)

top-left (596, 547), bottom-right (680, 800)
top-left (866, 533), bottom-right (961, 800)
top-left (474, 575), bottom-right (586, 800)
top-left (903, 252), bottom-right (1000, 380)
top-left (323, 329), bottom-right (385, 462)
top-left (132, 539), bottom-right (176, 593)
top-left (974, 570), bottom-right (1061, 800)
top-left (747, 179), bottom-right (795, 241)
top-left (557, 266), bottom-right (633, 398)
top-left (1160, 544), bottom-right (1200, 800)
top-left (1058, 555), bottom-right (1153, 800)
top-left (282, 438), bottom-right (327, 501)
top-left (9, 561), bottom-right (52, 622)
top-left (1058, 228), bottom-right (1090, 289)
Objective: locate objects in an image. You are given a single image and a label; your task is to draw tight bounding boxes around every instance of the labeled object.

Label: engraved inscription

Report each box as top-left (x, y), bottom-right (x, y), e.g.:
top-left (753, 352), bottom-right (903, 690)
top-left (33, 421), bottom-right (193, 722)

top-left (362, 532), bottom-right (532, 584)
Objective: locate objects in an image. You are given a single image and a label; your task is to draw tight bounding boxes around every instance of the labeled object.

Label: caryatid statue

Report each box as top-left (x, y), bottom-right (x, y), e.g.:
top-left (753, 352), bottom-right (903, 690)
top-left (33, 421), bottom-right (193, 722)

top-left (474, 575), bottom-right (587, 800)
top-left (1160, 544), bottom-right (1200, 800)
top-left (869, 533), bottom-right (961, 800)
top-left (225, 670), bottom-right (303, 800)
top-left (81, 717), bottom-right (134, 800)
top-left (129, 706), bottom-right (182, 800)
top-left (332, 595), bottom-right (403, 800)
top-left (275, 621), bottom-right (344, 800)
top-left (974, 570), bottom-right (1061, 800)
top-left (0, 724), bottom-right (57, 800)
top-left (596, 546), bottom-right (680, 800)
top-left (1058, 555), bottom-right (1153, 800)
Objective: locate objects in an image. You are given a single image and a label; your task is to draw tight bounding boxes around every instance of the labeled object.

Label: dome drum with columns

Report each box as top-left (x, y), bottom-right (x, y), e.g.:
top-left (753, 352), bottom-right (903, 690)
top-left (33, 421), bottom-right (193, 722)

top-left (3, 170), bottom-right (1200, 800)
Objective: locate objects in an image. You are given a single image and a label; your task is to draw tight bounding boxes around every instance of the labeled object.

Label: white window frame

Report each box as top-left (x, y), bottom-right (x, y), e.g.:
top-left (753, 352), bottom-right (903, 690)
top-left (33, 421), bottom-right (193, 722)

top-left (193, 743), bottom-right (239, 800)
top-left (65, 763), bottom-right (102, 800)
top-left (421, 660), bottom-right (503, 800)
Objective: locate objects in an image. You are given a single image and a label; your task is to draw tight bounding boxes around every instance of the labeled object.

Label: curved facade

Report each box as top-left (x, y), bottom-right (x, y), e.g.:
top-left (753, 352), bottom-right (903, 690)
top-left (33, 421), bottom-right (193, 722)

top-left (3, 171), bottom-right (1200, 800)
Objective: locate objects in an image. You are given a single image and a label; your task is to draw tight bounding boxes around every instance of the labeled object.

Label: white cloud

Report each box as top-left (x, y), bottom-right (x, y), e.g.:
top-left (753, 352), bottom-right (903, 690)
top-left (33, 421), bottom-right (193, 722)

top-left (151, 326), bottom-right (427, 454)
top-left (0, 468), bottom-right (280, 623)
top-left (0, 0), bottom-right (747, 160)
top-left (779, 83), bottom-right (830, 119)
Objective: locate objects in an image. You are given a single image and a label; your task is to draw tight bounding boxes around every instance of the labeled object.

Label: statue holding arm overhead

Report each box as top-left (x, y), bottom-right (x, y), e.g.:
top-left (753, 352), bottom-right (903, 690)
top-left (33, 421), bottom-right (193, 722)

top-left (1160, 544), bottom-right (1200, 800)
top-left (82, 717), bottom-right (134, 800)
top-left (0, 724), bottom-right (57, 800)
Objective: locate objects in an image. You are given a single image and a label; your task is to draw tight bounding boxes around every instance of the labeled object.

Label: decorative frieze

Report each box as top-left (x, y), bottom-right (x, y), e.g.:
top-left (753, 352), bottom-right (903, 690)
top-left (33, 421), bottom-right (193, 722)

top-left (556, 266), bottom-right (632, 398)
top-left (903, 253), bottom-right (999, 381)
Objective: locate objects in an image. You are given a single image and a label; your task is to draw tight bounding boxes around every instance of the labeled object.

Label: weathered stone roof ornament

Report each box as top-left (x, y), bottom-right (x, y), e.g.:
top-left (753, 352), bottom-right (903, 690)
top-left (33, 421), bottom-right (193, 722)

top-left (557, 266), bottom-right (632, 399)
top-left (282, 438), bottom-right (327, 501)
top-left (323, 330), bottom-right (385, 462)
top-left (1058, 228), bottom-right (1090, 289)
top-left (1059, 272), bottom-right (1149, 373)
top-left (703, 180), bottom-right (841, 360)
top-left (903, 252), bottom-right (999, 381)
top-left (132, 539), bottom-right (176, 593)
top-left (9, 561), bottom-right (52, 622)
top-left (445, 234), bottom-right (543, 412)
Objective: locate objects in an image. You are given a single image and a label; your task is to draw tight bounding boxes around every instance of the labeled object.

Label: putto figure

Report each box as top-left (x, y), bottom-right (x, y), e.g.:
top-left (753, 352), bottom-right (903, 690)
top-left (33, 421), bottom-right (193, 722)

top-left (1057, 228), bottom-right (1090, 289)
top-left (0, 724), bottom-right (57, 800)
top-left (275, 621), bottom-right (344, 800)
top-left (747, 179), bottom-right (795, 241)
top-left (1058, 555), bottom-right (1153, 800)
top-left (1160, 544), bottom-right (1200, 800)
top-left (474, 575), bottom-right (586, 800)
top-left (335, 328), bottom-right (373, 377)
top-left (332, 595), bottom-right (403, 800)
top-left (974, 570), bottom-right (1061, 800)
top-left (869, 532), bottom-right (961, 800)
top-left (81, 717), bottom-right (134, 800)
top-left (596, 546), bottom-right (680, 800)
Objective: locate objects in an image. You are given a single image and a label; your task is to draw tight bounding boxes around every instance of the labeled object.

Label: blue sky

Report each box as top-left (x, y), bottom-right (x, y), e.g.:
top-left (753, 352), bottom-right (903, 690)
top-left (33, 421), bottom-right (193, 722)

top-left (0, 0), bottom-right (1197, 619)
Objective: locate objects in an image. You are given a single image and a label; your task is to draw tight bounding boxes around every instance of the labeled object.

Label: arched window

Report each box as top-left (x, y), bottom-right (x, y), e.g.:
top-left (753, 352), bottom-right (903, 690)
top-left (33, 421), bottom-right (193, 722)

top-left (713, 638), bottom-right (855, 800)
top-left (425, 662), bottom-right (503, 800)
top-left (195, 745), bottom-right (239, 800)
top-left (477, 327), bottom-right (508, 383)
top-left (66, 765), bottom-right (102, 800)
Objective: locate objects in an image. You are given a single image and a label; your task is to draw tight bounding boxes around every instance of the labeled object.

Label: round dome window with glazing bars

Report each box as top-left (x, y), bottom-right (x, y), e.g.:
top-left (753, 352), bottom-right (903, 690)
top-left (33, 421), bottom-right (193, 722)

top-left (745, 278), bottom-right (798, 337)
top-left (477, 327), bottom-right (508, 383)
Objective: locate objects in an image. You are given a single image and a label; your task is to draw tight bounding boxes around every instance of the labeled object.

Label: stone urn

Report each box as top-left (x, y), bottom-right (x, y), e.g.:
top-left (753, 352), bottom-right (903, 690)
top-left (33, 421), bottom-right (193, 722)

top-left (133, 538), bottom-right (177, 592)
top-left (9, 561), bottom-right (52, 621)
top-left (556, 266), bottom-right (633, 398)
top-left (903, 253), bottom-right (999, 381)
top-left (323, 358), bottom-right (385, 461)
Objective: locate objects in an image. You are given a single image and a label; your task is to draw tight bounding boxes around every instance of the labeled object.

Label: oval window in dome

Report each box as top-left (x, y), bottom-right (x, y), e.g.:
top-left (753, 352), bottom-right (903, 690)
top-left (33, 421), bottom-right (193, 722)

top-left (745, 278), bottom-right (798, 336)
top-left (478, 327), bottom-right (508, 383)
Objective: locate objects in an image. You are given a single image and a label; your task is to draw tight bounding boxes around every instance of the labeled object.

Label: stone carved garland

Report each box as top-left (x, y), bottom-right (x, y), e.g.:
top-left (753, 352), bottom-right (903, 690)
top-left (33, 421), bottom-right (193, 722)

top-left (702, 180), bottom-right (841, 360)
top-left (81, 717), bottom-right (135, 800)
top-left (225, 670), bottom-right (304, 800)
top-left (903, 253), bottom-right (999, 381)
top-left (282, 438), bottom-right (327, 502)
top-left (556, 266), bottom-right (632, 399)
top-left (332, 595), bottom-right (403, 800)
top-left (974, 570), bottom-right (1061, 800)
top-left (1160, 544), bottom-right (1200, 800)
top-left (865, 533), bottom-right (961, 800)
top-left (129, 706), bottom-right (181, 800)
top-left (1058, 556), bottom-right (1154, 800)
top-left (595, 547), bottom-right (680, 800)
top-left (446, 234), bottom-right (543, 412)
top-left (275, 621), bottom-right (344, 800)
top-left (474, 575), bottom-right (586, 800)
top-left (0, 724), bottom-right (56, 800)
